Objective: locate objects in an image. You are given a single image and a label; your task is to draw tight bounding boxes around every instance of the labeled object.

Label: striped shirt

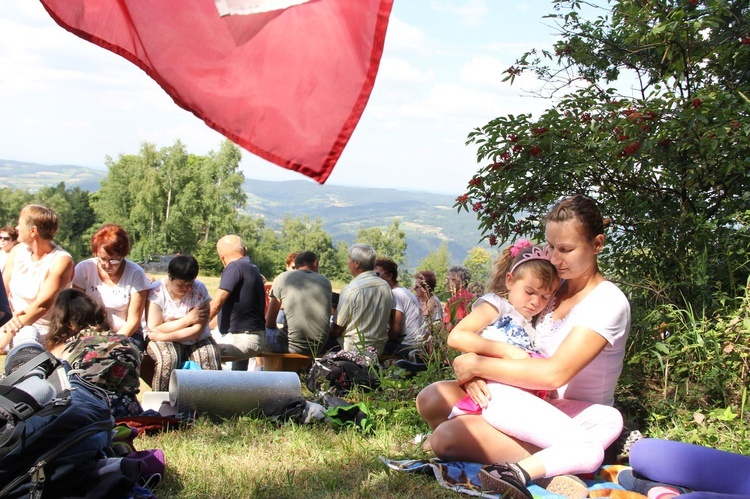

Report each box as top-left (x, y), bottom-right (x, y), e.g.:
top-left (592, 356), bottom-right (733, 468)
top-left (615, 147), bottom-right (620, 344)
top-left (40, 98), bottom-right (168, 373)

top-left (334, 270), bottom-right (393, 354)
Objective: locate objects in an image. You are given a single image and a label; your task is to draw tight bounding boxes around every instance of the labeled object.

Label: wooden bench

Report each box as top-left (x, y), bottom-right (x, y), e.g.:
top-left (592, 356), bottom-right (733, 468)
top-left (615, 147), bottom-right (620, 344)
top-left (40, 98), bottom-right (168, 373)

top-left (255, 352), bottom-right (314, 372)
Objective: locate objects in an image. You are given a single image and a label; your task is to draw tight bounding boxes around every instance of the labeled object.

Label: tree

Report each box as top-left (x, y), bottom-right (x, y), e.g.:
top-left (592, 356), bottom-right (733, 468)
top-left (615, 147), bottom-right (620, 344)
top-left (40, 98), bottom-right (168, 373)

top-left (196, 141), bottom-right (247, 243)
top-left (35, 183), bottom-right (96, 261)
top-left (356, 219), bottom-right (408, 266)
top-left (279, 215), bottom-right (339, 278)
top-left (94, 140), bottom-right (247, 260)
top-left (235, 215), bottom-right (282, 280)
top-left (457, 0), bottom-right (750, 311)
top-left (329, 240), bottom-right (353, 284)
top-left (463, 246), bottom-right (494, 287)
top-left (418, 243), bottom-right (451, 299)
top-left (0, 188), bottom-right (32, 227)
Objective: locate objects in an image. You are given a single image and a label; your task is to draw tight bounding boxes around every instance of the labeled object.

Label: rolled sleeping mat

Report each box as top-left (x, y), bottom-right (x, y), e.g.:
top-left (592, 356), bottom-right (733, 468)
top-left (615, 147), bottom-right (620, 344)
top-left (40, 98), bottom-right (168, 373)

top-left (169, 370), bottom-right (302, 417)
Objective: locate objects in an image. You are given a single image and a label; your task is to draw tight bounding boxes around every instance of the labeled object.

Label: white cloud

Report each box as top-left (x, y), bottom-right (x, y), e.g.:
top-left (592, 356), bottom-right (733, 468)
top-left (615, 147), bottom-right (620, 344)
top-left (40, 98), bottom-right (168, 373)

top-left (460, 55), bottom-right (505, 88)
top-left (378, 57), bottom-right (434, 82)
top-left (385, 17), bottom-right (432, 53)
top-left (430, 0), bottom-right (490, 27)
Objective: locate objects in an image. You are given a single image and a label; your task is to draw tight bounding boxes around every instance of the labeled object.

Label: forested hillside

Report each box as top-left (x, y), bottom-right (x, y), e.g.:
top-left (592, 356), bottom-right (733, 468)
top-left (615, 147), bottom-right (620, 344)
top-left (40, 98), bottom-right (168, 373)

top-left (0, 158), bottom-right (489, 268)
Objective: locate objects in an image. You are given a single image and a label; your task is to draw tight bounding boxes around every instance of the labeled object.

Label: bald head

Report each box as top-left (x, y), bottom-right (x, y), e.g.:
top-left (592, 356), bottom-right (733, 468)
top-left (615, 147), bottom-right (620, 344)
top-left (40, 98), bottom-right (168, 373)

top-left (217, 235), bottom-right (245, 266)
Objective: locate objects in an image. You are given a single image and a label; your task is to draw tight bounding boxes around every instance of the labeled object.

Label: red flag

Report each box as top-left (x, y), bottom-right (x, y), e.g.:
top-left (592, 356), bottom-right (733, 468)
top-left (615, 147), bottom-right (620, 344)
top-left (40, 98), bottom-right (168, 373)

top-left (39, 0), bottom-right (394, 183)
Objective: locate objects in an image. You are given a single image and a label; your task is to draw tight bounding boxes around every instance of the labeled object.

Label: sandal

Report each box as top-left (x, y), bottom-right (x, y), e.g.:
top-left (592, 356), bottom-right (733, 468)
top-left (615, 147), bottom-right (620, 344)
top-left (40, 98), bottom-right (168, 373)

top-left (534, 475), bottom-right (589, 499)
top-left (478, 464), bottom-right (533, 499)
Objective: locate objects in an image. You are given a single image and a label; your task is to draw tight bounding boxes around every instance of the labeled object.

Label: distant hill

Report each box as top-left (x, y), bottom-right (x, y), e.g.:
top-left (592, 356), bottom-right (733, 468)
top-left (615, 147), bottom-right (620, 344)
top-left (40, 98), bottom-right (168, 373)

top-left (0, 159), bottom-right (106, 192)
top-left (0, 160), bottom-right (489, 266)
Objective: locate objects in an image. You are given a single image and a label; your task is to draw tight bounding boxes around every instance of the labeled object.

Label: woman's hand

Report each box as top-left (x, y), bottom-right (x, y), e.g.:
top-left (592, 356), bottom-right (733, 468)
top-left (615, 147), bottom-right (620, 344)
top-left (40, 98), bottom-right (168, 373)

top-left (453, 352), bottom-right (480, 384)
top-left (186, 302), bottom-right (209, 325)
top-left (4, 311), bottom-right (27, 335)
top-left (147, 331), bottom-right (165, 342)
top-left (463, 378), bottom-right (491, 409)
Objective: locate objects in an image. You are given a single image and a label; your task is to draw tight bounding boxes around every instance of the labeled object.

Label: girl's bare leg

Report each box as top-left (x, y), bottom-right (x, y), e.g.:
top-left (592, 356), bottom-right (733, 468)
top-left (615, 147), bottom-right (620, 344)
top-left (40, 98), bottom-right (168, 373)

top-left (416, 380), bottom-right (466, 429)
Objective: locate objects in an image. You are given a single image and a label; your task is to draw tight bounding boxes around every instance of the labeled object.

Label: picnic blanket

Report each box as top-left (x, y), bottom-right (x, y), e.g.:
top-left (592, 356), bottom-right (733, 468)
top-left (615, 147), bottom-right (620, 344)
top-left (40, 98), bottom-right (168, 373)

top-left (380, 458), bottom-right (636, 499)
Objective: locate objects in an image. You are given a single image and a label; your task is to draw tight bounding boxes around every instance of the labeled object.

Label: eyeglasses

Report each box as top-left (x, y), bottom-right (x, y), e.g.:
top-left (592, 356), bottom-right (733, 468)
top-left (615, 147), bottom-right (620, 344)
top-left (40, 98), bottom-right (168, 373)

top-left (0, 236), bottom-right (10, 241)
top-left (97, 257), bottom-right (123, 266)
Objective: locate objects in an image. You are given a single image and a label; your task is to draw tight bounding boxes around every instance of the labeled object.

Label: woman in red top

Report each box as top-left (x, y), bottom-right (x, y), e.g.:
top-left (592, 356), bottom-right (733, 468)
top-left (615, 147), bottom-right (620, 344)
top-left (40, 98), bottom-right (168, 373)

top-left (443, 265), bottom-right (475, 331)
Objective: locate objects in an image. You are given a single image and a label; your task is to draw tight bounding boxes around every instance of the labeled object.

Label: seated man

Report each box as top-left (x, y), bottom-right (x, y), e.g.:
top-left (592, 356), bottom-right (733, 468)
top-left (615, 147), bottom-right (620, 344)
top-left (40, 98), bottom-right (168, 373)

top-left (209, 235), bottom-right (266, 370)
top-left (265, 251), bottom-right (332, 356)
top-left (374, 258), bottom-right (426, 358)
top-left (330, 244), bottom-right (392, 355)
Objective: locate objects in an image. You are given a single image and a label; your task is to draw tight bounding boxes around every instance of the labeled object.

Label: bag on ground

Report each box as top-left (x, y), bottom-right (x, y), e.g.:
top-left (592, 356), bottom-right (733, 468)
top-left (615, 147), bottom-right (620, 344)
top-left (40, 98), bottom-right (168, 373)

top-left (306, 349), bottom-right (381, 396)
top-left (0, 345), bottom-right (115, 498)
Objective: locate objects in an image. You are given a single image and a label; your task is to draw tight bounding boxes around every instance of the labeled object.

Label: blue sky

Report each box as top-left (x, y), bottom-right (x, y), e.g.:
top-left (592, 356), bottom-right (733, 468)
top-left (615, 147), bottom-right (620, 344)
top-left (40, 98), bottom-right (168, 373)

top-left (0, 1), bottom-right (559, 195)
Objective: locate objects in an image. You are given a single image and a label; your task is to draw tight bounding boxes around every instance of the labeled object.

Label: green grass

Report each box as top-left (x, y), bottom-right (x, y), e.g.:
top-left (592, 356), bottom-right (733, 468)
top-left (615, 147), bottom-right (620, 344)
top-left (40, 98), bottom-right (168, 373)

top-left (136, 413), bottom-right (458, 498)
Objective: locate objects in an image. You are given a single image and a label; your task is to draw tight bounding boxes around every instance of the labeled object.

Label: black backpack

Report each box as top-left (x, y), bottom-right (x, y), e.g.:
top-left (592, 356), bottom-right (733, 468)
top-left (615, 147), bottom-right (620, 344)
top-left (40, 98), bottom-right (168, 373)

top-left (307, 357), bottom-right (381, 396)
top-left (0, 348), bottom-right (115, 498)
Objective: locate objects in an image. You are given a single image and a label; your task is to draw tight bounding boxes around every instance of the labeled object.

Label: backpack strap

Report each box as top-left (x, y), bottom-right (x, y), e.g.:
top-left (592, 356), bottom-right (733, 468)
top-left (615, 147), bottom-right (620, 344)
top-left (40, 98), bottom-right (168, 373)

top-left (1, 352), bottom-right (61, 386)
top-left (0, 385), bottom-right (43, 420)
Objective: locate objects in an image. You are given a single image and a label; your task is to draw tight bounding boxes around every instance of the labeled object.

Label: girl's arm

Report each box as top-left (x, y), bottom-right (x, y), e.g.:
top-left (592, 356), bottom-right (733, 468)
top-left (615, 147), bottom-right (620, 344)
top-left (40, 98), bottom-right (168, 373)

top-left (455, 325), bottom-right (609, 391)
top-left (447, 301), bottom-right (530, 360)
top-left (117, 289), bottom-right (149, 337)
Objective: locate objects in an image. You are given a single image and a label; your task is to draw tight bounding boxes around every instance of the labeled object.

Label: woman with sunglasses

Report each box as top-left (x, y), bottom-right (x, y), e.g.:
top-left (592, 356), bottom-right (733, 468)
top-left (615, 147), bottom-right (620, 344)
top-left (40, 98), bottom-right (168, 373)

top-left (0, 226), bottom-right (18, 273)
top-left (72, 224), bottom-right (151, 350)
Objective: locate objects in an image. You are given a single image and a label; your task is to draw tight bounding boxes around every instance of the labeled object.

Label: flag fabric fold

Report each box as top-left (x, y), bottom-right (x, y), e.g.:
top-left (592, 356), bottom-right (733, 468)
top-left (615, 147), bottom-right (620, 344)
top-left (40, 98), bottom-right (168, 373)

top-left (40, 0), bottom-right (394, 183)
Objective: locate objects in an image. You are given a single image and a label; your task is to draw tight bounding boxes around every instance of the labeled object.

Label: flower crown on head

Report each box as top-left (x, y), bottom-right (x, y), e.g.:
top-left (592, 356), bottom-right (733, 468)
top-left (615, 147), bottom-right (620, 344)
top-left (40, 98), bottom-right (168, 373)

top-left (509, 239), bottom-right (532, 257)
top-left (509, 241), bottom-right (551, 274)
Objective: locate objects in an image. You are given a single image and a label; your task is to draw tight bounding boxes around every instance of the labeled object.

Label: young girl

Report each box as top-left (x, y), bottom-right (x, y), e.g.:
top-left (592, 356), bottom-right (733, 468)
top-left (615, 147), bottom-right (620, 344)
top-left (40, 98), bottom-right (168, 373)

top-left (46, 288), bottom-right (143, 417)
top-left (448, 240), bottom-right (557, 419)
top-left (446, 240), bottom-right (622, 498)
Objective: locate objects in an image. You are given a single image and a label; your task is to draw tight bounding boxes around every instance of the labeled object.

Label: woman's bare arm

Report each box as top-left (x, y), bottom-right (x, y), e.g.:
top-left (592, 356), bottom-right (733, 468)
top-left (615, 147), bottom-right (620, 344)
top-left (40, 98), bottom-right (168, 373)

top-left (5, 254), bottom-right (74, 334)
top-left (454, 325), bottom-right (609, 390)
top-left (147, 300), bottom-right (209, 342)
top-left (118, 289), bottom-right (148, 337)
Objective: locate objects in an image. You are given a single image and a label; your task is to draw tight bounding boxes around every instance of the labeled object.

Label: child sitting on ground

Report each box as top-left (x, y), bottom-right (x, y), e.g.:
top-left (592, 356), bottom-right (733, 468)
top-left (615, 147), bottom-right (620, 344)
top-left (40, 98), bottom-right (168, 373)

top-left (46, 288), bottom-right (142, 417)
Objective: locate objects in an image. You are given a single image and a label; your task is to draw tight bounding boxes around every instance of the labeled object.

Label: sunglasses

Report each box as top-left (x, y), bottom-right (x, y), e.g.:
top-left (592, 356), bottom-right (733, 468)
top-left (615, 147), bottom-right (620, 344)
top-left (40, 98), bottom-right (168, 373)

top-left (0, 236), bottom-right (10, 241)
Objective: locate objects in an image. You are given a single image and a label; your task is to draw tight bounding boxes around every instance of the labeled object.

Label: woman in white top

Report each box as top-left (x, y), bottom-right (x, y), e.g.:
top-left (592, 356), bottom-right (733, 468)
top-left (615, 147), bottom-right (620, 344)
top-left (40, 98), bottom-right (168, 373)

top-left (0, 204), bottom-right (74, 348)
top-left (72, 224), bottom-right (151, 350)
top-left (146, 255), bottom-right (220, 391)
top-left (416, 195), bottom-right (631, 496)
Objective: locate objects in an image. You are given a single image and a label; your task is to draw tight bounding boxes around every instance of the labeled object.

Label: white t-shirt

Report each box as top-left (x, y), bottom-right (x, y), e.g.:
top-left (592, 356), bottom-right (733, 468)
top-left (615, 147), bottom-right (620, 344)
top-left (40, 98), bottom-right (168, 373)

top-left (72, 258), bottom-right (150, 333)
top-left (392, 286), bottom-right (425, 346)
top-left (474, 293), bottom-right (538, 352)
top-left (148, 278), bottom-right (211, 345)
top-left (535, 280), bottom-right (630, 406)
top-left (8, 243), bottom-right (72, 334)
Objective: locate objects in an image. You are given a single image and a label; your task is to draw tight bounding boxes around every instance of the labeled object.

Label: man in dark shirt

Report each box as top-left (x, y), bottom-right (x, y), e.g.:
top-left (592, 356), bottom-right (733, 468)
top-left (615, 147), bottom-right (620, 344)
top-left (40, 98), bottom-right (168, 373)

top-left (209, 235), bottom-right (266, 370)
